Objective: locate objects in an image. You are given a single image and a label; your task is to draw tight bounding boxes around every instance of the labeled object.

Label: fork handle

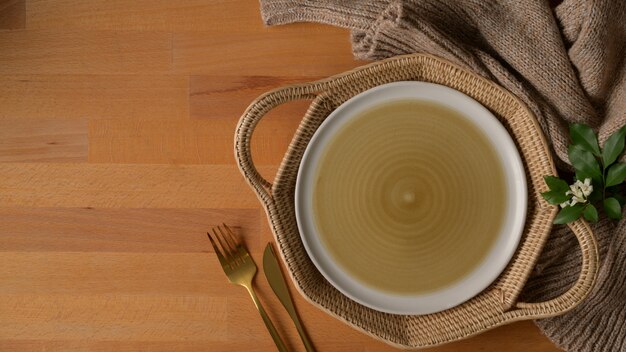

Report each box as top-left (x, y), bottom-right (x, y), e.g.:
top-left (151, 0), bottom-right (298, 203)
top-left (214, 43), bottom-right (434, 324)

top-left (245, 285), bottom-right (289, 352)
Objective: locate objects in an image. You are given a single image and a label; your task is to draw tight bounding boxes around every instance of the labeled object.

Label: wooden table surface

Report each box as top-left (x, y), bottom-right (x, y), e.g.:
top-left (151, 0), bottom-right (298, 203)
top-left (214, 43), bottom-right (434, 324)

top-left (0, 1), bottom-right (561, 351)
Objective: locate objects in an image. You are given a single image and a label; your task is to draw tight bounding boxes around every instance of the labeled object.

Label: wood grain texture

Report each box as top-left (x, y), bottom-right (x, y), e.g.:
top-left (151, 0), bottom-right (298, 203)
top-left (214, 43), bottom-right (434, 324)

top-left (173, 28), bottom-right (364, 76)
top-left (190, 75), bottom-right (315, 119)
top-left (0, 1), bottom-right (561, 351)
top-left (0, 31), bottom-right (172, 74)
top-left (0, 75), bottom-right (189, 120)
top-left (0, 294), bottom-right (228, 340)
top-left (0, 252), bottom-right (239, 295)
top-left (0, 207), bottom-right (263, 252)
top-left (88, 117), bottom-right (300, 165)
top-left (25, 0), bottom-right (262, 32)
top-left (0, 163), bottom-right (267, 208)
top-left (0, 0), bottom-right (24, 29)
top-left (0, 118), bottom-right (87, 162)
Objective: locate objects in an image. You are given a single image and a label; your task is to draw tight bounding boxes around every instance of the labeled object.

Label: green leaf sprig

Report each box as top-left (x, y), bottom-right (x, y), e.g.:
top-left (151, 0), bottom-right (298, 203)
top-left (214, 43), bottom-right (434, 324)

top-left (542, 124), bottom-right (626, 224)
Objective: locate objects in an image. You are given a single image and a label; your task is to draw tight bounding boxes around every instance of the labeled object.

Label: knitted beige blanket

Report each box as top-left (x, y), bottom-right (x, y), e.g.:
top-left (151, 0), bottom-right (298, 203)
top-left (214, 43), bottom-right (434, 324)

top-left (259, 1), bottom-right (626, 350)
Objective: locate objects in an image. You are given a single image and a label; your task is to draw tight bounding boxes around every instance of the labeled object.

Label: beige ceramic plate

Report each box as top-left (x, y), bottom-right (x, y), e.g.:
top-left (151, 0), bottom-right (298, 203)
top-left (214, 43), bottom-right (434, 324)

top-left (295, 81), bottom-right (527, 315)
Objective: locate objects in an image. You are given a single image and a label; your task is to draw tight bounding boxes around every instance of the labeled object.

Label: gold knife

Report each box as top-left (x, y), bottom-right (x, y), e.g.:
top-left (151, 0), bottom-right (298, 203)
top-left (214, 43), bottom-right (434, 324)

top-left (263, 243), bottom-right (315, 352)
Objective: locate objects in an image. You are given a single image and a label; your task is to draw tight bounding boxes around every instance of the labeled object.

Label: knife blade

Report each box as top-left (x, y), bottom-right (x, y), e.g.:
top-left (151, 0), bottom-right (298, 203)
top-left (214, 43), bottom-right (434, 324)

top-left (263, 243), bottom-right (315, 352)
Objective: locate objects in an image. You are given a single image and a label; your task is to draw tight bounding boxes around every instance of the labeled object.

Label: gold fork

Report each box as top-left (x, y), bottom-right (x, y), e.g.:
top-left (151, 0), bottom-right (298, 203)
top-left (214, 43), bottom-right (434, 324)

top-left (207, 224), bottom-right (288, 352)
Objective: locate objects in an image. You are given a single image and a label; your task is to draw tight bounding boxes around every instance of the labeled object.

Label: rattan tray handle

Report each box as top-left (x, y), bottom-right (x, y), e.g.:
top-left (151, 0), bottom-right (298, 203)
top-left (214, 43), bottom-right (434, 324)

top-left (511, 220), bottom-right (598, 318)
top-left (235, 82), bottom-right (599, 319)
top-left (235, 82), bottom-right (321, 203)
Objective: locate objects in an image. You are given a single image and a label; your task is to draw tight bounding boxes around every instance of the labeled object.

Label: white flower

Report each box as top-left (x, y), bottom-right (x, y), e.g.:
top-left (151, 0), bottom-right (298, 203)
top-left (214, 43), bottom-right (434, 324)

top-left (570, 195), bottom-right (586, 206)
top-left (561, 178), bottom-right (593, 208)
top-left (579, 178), bottom-right (593, 197)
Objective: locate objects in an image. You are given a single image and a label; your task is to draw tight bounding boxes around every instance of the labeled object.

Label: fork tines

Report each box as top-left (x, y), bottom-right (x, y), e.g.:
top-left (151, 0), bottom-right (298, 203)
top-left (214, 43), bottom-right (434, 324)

top-left (207, 223), bottom-right (242, 266)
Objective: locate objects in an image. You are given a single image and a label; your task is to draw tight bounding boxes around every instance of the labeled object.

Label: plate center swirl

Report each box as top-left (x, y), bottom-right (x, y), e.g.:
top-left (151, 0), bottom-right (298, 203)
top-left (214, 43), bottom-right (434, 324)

top-left (313, 99), bottom-right (507, 294)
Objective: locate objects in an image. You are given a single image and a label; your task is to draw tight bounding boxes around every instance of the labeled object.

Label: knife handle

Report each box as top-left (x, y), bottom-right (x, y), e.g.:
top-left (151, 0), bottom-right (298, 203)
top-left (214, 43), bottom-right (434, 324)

top-left (290, 310), bottom-right (314, 352)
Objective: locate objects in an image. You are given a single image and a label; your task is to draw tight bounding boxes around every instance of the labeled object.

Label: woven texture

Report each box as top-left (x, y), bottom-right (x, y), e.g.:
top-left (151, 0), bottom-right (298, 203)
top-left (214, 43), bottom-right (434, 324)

top-left (235, 54), bottom-right (599, 349)
top-left (258, 1), bottom-right (626, 350)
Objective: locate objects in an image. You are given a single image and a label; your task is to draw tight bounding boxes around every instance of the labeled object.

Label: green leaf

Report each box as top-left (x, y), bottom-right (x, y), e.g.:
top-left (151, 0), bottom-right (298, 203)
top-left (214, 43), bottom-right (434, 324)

top-left (554, 204), bottom-right (585, 224)
top-left (602, 127), bottom-right (626, 167)
top-left (568, 144), bottom-right (602, 183)
top-left (570, 123), bottom-right (601, 156)
top-left (541, 190), bottom-right (571, 205)
top-left (603, 197), bottom-right (622, 219)
top-left (606, 163), bottom-right (626, 187)
top-left (583, 204), bottom-right (599, 223)
top-left (543, 175), bottom-right (569, 192)
top-left (613, 194), bottom-right (626, 207)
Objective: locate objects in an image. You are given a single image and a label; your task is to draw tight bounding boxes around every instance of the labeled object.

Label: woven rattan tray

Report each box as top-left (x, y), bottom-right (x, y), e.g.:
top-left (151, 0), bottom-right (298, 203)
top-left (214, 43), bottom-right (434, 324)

top-left (235, 54), bottom-right (599, 349)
